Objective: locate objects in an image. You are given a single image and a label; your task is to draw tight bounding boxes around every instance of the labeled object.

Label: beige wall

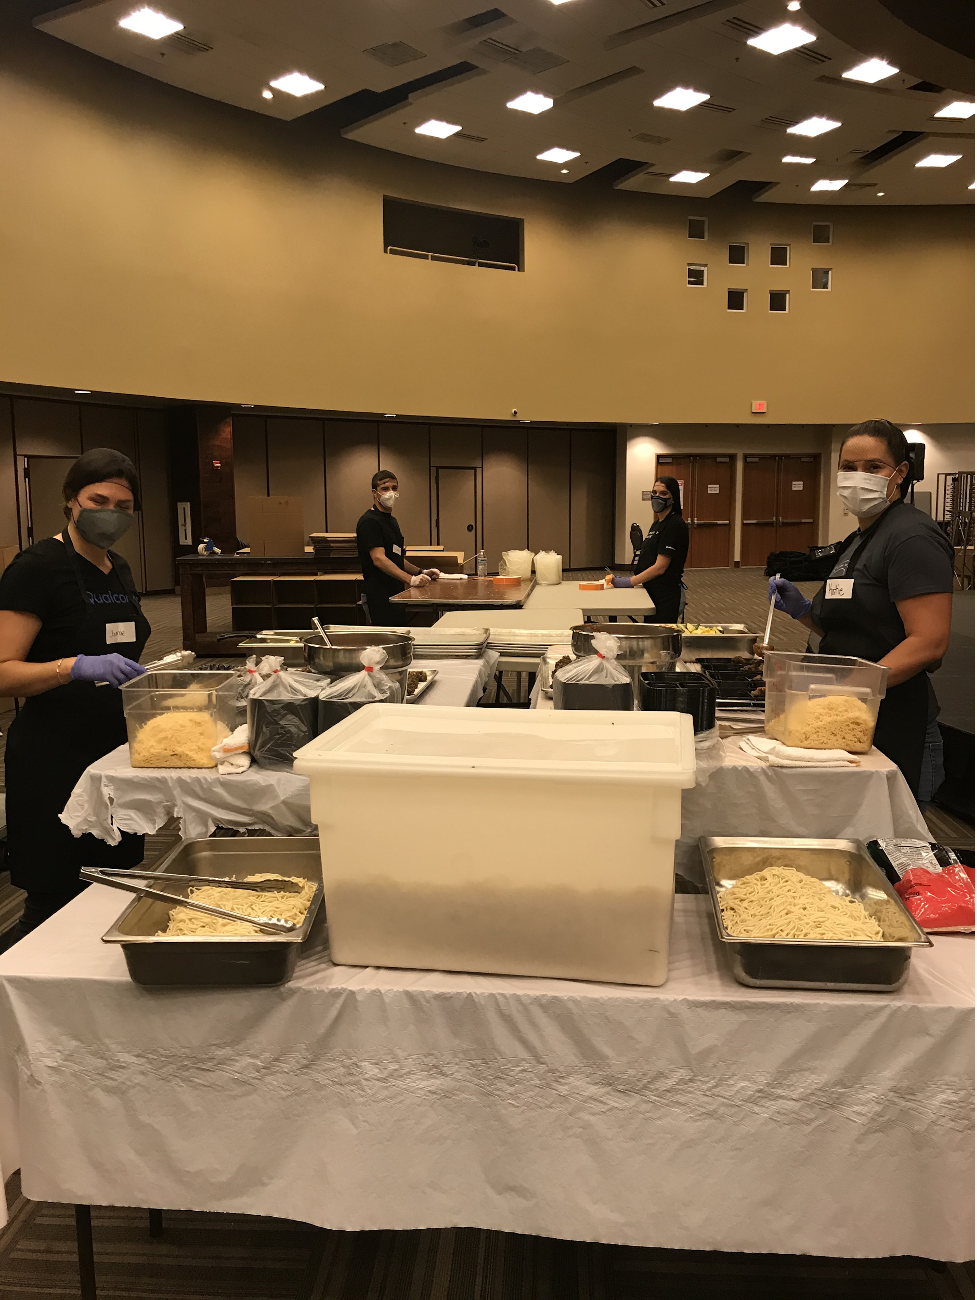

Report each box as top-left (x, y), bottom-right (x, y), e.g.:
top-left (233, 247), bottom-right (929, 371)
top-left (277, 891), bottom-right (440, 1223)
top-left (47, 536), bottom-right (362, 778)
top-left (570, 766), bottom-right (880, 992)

top-left (0, 12), bottom-right (973, 429)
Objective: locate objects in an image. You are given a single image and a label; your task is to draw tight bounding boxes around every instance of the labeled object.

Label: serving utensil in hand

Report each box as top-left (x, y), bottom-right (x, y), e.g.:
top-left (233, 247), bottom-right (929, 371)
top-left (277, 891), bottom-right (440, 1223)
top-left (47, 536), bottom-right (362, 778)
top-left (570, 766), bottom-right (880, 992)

top-left (80, 867), bottom-right (302, 934)
top-left (761, 571), bottom-right (780, 650)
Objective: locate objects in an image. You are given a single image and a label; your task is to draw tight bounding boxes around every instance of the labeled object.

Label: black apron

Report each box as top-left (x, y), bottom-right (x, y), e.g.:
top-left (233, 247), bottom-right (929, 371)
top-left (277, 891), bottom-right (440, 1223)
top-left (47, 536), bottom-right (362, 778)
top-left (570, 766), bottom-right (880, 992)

top-left (4, 532), bottom-right (152, 894)
top-left (811, 514), bottom-right (928, 794)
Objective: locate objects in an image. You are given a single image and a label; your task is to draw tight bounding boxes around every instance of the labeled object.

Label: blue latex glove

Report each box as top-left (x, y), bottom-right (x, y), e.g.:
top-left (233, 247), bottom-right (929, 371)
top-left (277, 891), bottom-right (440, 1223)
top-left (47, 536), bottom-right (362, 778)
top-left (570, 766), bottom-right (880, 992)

top-left (768, 577), bottom-right (812, 620)
top-left (610, 575), bottom-right (633, 589)
top-left (70, 653), bottom-right (147, 687)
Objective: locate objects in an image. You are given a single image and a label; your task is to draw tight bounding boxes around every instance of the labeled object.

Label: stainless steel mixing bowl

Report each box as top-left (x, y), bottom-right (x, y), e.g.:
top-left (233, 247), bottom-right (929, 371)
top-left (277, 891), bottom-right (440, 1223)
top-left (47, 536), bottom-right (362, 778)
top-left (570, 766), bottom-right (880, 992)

top-left (304, 630), bottom-right (414, 700)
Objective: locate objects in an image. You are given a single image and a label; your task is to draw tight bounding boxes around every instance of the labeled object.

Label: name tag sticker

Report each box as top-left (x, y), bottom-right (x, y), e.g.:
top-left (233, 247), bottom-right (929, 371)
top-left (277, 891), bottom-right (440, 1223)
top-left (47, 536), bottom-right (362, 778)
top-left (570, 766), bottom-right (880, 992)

top-left (392, 544), bottom-right (402, 556)
top-left (825, 579), bottom-right (854, 601)
top-left (105, 621), bottom-right (136, 644)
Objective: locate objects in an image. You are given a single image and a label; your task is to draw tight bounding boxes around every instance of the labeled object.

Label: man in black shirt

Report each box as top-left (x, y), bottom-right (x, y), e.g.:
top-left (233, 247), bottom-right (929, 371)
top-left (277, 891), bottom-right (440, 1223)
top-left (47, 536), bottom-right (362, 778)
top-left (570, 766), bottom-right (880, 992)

top-left (356, 470), bottom-right (441, 624)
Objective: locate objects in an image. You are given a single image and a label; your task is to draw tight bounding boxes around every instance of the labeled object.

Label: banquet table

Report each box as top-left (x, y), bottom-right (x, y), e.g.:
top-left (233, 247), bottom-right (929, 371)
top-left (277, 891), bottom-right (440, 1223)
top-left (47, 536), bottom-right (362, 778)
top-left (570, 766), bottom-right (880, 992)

top-left (0, 890), bottom-right (971, 1262)
top-left (523, 580), bottom-right (653, 619)
top-left (60, 656), bottom-right (498, 844)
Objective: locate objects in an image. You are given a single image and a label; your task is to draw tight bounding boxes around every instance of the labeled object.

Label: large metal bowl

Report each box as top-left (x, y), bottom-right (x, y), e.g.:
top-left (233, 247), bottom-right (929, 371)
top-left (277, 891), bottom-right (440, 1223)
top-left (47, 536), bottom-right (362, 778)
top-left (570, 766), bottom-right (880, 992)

top-left (305, 629), bottom-right (413, 700)
top-left (571, 623), bottom-right (681, 695)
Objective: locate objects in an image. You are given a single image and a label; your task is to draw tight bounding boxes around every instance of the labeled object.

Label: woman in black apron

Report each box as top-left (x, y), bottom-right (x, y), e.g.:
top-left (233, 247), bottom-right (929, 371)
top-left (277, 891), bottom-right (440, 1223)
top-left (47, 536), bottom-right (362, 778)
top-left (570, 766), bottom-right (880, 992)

top-left (0, 448), bottom-right (151, 945)
top-left (610, 476), bottom-right (690, 622)
top-left (767, 420), bottom-right (953, 793)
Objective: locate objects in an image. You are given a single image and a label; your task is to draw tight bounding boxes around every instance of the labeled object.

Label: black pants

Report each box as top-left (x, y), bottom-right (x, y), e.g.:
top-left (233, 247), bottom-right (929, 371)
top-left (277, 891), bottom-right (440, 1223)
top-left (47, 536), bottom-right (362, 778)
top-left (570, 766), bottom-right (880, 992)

top-left (364, 589), bottom-right (402, 625)
top-left (872, 672), bottom-right (930, 796)
top-left (0, 880), bottom-right (90, 953)
top-left (642, 582), bottom-right (682, 623)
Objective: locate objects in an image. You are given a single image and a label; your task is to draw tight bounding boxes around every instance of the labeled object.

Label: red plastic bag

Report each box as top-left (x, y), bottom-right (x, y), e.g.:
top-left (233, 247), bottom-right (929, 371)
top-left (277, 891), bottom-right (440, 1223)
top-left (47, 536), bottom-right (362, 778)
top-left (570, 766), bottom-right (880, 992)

top-left (895, 865), bottom-right (975, 934)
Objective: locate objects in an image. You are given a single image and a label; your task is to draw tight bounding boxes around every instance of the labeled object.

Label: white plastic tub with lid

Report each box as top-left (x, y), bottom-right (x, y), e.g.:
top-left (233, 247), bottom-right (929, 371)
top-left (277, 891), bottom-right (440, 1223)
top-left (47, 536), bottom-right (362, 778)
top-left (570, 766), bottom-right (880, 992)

top-left (294, 704), bottom-right (695, 985)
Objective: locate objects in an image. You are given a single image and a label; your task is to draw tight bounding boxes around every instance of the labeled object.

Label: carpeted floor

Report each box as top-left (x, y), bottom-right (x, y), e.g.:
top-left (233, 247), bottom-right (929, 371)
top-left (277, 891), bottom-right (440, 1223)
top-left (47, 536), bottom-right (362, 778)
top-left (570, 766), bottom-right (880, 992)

top-left (1, 1172), bottom-right (973, 1300)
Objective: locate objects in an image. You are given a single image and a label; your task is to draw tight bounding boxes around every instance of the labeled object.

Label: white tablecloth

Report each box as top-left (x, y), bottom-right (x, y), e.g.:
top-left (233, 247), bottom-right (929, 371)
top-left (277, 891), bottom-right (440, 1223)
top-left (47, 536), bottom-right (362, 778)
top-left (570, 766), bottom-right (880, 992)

top-left (523, 581), bottom-right (653, 618)
top-left (0, 890), bottom-right (971, 1257)
top-left (60, 656), bottom-right (498, 845)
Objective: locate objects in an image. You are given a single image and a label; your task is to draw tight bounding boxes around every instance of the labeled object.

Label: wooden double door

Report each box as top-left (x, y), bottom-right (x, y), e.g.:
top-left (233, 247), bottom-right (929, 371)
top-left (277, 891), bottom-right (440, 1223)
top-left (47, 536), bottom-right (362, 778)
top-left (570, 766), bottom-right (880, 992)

top-left (654, 455), bottom-right (734, 568)
top-left (741, 454), bottom-right (821, 567)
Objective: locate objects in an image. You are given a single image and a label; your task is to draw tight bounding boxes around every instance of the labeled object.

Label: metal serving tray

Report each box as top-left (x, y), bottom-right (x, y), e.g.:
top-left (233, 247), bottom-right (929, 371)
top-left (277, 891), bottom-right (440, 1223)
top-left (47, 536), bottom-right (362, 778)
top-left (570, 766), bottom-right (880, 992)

top-left (403, 668), bottom-right (438, 703)
top-left (238, 632), bottom-right (314, 667)
top-left (101, 837), bottom-right (324, 987)
top-left (680, 625), bottom-right (758, 660)
top-left (699, 836), bottom-right (930, 992)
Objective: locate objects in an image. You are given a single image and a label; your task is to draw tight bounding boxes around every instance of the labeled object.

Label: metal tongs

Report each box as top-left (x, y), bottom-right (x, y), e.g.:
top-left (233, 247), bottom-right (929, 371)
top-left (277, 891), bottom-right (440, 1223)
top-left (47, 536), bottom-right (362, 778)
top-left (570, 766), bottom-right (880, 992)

top-left (80, 867), bottom-right (302, 934)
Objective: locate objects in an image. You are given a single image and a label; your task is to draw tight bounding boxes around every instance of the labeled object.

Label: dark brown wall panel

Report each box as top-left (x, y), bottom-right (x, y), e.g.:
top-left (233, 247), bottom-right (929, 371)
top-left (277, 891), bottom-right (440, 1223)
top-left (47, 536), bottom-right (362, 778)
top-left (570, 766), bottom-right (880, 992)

top-left (137, 407), bottom-right (174, 591)
top-left (325, 420), bottom-right (379, 531)
top-left (80, 404), bottom-right (136, 459)
top-left (380, 422), bottom-right (431, 545)
top-left (570, 430), bottom-right (614, 569)
top-left (197, 409), bottom-right (236, 553)
top-left (11, 398), bottom-right (81, 457)
top-left (430, 425), bottom-right (482, 469)
top-left (232, 415), bottom-right (268, 541)
top-left (267, 417), bottom-right (325, 538)
top-left (528, 428), bottom-right (570, 560)
top-left (482, 427), bottom-right (528, 570)
top-left (0, 398), bottom-right (19, 548)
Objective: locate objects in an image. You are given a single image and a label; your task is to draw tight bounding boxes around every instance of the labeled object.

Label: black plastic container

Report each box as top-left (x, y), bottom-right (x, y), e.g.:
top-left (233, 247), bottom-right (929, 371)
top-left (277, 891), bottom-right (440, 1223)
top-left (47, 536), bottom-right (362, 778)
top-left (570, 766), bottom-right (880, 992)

top-left (247, 696), bottom-right (319, 770)
top-left (553, 675), bottom-right (634, 711)
top-left (318, 697), bottom-right (368, 733)
top-left (697, 657), bottom-right (762, 674)
top-left (639, 672), bottom-right (717, 733)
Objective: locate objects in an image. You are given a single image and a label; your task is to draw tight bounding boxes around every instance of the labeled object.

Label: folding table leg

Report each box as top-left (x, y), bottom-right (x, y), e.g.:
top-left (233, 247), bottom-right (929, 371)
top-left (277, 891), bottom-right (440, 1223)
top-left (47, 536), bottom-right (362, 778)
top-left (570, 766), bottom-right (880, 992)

top-left (149, 1208), bottom-right (164, 1237)
top-left (74, 1205), bottom-right (97, 1300)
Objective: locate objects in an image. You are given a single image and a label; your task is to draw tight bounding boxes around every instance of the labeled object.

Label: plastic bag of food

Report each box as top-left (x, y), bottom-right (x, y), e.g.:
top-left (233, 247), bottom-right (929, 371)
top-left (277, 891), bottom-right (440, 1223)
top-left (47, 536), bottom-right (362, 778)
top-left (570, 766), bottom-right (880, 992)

top-left (247, 669), bottom-right (329, 770)
top-left (499, 549), bottom-right (534, 579)
top-left (534, 551), bottom-right (563, 585)
top-left (867, 839), bottom-right (975, 933)
top-left (553, 632), bottom-right (633, 710)
top-left (318, 647), bottom-right (401, 731)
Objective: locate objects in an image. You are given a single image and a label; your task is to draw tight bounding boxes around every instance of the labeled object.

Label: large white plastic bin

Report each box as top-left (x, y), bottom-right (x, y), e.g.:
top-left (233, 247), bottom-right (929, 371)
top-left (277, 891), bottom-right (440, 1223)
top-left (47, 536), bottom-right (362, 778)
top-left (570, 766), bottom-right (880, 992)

top-left (293, 705), bottom-right (695, 985)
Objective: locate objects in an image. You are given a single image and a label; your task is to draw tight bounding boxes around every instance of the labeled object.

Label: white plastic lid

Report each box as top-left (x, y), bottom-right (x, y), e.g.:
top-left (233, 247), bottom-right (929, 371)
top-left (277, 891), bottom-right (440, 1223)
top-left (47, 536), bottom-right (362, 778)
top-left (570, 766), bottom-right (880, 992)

top-left (294, 704), bottom-right (696, 786)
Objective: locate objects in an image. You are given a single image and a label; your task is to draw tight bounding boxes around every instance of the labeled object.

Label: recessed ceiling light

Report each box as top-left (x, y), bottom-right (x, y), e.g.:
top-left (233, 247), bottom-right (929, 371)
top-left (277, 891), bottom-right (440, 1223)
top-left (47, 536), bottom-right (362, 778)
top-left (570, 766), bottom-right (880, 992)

top-left (261, 89), bottom-right (273, 100)
top-left (548, 0), bottom-right (574, 4)
top-left (560, 168), bottom-right (569, 173)
top-left (670, 170), bottom-right (710, 183)
top-left (653, 87), bottom-right (710, 111)
top-left (811, 178), bottom-right (848, 191)
top-left (416, 119), bottom-right (463, 138)
top-left (782, 154), bottom-right (815, 163)
top-left (842, 57), bottom-right (898, 84)
top-left (971, 182), bottom-right (976, 190)
top-left (788, 116), bottom-right (841, 137)
top-left (384, 414), bottom-right (397, 418)
top-left (876, 191), bottom-right (885, 196)
top-left (118, 7), bottom-right (184, 39)
top-left (74, 389), bottom-right (92, 394)
top-left (747, 22), bottom-right (816, 55)
top-left (507, 91), bottom-right (553, 114)
top-left (934, 101), bottom-right (975, 120)
top-left (269, 72), bottom-right (324, 97)
top-left (915, 153), bottom-right (962, 168)
top-left (537, 147), bottom-right (580, 163)
top-left (787, 1), bottom-right (801, 8)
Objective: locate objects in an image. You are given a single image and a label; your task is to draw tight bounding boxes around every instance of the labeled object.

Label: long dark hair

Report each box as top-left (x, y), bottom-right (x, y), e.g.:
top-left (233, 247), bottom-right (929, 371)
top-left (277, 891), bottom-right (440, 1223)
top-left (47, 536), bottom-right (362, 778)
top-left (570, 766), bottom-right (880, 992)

top-left (841, 420), bottom-right (911, 499)
top-left (654, 475), bottom-right (683, 517)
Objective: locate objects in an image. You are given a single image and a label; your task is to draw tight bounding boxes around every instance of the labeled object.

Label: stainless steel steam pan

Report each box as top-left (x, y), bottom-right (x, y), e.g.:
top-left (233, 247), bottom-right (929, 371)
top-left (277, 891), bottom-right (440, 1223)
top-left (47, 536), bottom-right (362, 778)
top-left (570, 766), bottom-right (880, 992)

top-left (101, 837), bottom-right (324, 987)
top-left (679, 625), bottom-right (758, 660)
top-left (699, 836), bottom-right (930, 992)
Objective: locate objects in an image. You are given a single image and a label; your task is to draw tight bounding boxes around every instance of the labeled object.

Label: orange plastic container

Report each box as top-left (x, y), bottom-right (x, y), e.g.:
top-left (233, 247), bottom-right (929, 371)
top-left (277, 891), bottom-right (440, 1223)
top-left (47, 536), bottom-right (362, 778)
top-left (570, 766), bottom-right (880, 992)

top-left (492, 575), bottom-right (522, 586)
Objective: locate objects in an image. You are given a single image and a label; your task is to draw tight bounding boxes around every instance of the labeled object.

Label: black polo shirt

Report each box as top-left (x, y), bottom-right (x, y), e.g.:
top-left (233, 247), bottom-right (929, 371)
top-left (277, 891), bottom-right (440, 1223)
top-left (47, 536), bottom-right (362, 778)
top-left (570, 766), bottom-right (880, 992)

top-left (636, 512), bottom-right (689, 591)
top-left (356, 507), bottom-right (406, 596)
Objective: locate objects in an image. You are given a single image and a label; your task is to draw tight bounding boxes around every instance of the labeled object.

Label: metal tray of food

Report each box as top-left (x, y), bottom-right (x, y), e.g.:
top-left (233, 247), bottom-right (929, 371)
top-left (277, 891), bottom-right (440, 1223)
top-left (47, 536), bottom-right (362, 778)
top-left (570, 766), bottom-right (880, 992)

top-left (237, 632), bottom-right (315, 667)
top-left (679, 625), bottom-right (758, 660)
top-left (101, 837), bottom-right (324, 987)
top-left (699, 836), bottom-right (930, 992)
top-left (403, 668), bottom-right (438, 702)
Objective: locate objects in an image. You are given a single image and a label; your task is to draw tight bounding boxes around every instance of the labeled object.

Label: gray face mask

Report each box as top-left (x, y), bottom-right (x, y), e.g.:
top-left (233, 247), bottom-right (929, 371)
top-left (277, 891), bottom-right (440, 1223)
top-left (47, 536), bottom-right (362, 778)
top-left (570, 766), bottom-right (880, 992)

top-left (650, 496), bottom-right (670, 513)
top-left (73, 507), bottom-right (135, 549)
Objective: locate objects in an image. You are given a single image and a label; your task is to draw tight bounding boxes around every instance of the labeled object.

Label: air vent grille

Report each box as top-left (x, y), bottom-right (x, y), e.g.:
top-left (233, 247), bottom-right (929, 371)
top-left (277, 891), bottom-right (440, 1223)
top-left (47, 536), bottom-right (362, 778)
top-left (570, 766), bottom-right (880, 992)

top-left (460, 8), bottom-right (509, 29)
top-left (639, 0), bottom-right (669, 7)
top-left (845, 182), bottom-right (875, 190)
top-left (792, 46), bottom-right (831, 66)
top-left (456, 132), bottom-right (488, 142)
top-left (759, 115), bottom-right (799, 129)
top-left (476, 38), bottom-right (567, 73)
top-left (722, 16), bottom-right (762, 37)
top-left (164, 31), bottom-right (213, 54)
top-left (699, 101), bottom-right (735, 113)
top-left (365, 42), bottom-right (426, 66)
top-left (632, 132), bottom-right (670, 145)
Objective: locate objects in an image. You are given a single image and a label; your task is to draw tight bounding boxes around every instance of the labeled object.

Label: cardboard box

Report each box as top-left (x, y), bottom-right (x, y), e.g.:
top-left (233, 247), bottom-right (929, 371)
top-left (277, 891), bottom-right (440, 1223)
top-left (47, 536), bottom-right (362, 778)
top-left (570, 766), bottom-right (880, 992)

top-left (244, 497), bottom-right (305, 558)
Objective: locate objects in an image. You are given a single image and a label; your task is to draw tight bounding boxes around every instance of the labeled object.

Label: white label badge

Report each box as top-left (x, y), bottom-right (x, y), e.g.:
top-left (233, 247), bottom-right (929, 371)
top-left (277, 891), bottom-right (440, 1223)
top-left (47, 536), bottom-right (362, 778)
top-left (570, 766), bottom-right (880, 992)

top-left (825, 579), bottom-right (854, 600)
top-left (392, 544), bottom-right (402, 555)
top-left (707, 484), bottom-right (719, 494)
top-left (105, 621), bottom-right (137, 644)
top-left (792, 481), bottom-right (804, 490)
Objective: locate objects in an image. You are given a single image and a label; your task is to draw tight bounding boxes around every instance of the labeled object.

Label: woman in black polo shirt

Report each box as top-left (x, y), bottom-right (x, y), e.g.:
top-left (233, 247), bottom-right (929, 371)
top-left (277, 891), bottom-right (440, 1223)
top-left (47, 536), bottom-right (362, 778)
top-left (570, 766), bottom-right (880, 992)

top-left (611, 476), bottom-right (689, 623)
top-left (769, 420), bottom-right (953, 791)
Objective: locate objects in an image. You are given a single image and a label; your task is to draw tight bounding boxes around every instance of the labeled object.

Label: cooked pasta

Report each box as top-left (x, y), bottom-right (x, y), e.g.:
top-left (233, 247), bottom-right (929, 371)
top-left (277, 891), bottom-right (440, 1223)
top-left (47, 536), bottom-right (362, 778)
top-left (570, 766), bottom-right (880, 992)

top-left (719, 866), bottom-right (883, 941)
top-left (159, 873), bottom-right (316, 936)
top-left (130, 712), bottom-right (226, 767)
top-left (783, 694), bottom-right (875, 752)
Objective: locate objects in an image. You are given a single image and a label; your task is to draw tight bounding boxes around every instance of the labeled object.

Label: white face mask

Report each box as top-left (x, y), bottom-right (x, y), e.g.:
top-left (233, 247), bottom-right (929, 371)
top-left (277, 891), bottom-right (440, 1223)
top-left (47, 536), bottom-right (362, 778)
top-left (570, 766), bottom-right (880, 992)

top-left (378, 490), bottom-right (398, 508)
top-left (836, 471), bottom-right (899, 519)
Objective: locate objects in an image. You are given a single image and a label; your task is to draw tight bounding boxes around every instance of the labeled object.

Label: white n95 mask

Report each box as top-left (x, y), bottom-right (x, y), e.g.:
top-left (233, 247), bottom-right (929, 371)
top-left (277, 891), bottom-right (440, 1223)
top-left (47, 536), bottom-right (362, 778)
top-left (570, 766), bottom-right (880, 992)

top-left (379, 491), bottom-right (398, 507)
top-left (836, 471), bottom-right (897, 519)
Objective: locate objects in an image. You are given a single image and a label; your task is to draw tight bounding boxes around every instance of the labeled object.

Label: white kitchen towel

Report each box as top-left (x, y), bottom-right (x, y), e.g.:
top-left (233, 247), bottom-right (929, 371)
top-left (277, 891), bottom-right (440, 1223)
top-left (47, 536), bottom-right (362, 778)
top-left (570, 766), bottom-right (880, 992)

top-left (740, 734), bottom-right (860, 768)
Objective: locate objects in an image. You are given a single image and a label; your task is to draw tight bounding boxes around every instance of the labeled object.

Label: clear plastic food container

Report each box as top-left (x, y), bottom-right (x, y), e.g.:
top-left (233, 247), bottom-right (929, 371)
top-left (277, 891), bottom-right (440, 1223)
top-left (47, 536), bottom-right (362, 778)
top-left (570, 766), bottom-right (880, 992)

top-left (121, 671), bottom-right (239, 768)
top-left (763, 652), bottom-right (888, 753)
top-left (294, 704), bottom-right (696, 986)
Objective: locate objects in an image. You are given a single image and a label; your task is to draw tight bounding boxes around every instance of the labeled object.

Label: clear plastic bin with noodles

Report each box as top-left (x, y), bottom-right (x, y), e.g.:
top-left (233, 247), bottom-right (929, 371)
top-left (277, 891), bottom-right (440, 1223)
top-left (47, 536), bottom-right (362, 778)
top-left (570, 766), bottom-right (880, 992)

top-left (121, 671), bottom-right (239, 768)
top-left (762, 652), bottom-right (888, 753)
